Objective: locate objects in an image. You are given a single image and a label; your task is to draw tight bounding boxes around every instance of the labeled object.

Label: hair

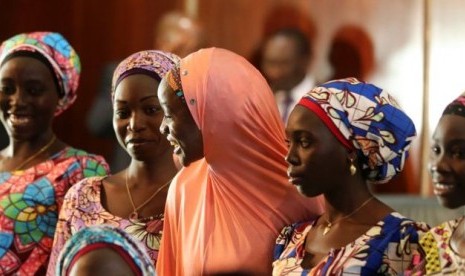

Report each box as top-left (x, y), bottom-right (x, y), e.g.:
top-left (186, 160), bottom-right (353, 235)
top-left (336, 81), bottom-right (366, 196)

top-left (268, 28), bottom-right (311, 57)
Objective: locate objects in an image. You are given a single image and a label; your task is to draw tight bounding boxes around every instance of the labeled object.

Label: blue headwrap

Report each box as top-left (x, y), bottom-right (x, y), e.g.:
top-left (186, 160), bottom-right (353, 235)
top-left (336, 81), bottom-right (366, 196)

top-left (55, 225), bottom-right (155, 275)
top-left (298, 78), bottom-right (416, 184)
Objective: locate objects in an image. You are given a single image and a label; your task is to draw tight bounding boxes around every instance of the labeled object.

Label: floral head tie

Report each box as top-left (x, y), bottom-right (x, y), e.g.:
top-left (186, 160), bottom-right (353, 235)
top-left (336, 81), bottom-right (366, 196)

top-left (0, 31), bottom-right (81, 116)
top-left (297, 77), bottom-right (416, 184)
top-left (442, 94), bottom-right (465, 117)
top-left (111, 50), bottom-right (180, 102)
top-left (166, 64), bottom-right (186, 103)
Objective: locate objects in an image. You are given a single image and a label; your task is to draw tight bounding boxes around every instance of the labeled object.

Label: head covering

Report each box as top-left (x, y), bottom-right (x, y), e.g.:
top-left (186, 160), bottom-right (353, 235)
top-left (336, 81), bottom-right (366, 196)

top-left (298, 77), bottom-right (416, 184)
top-left (442, 94), bottom-right (465, 117)
top-left (165, 64), bottom-right (186, 102)
top-left (111, 50), bottom-right (180, 101)
top-left (0, 31), bottom-right (81, 116)
top-left (55, 225), bottom-right (155, 276)
top-left (157, 48), bottom-right (323, 275)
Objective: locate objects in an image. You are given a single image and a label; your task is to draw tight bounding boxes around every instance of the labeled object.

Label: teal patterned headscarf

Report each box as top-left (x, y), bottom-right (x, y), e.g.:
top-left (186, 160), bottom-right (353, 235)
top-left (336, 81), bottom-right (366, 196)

top-left (0, 32), bottom-right (81, 116)
top-left (298, 78), bottom-right (416, 184)
top-left (55, 225), bottom-right (155, 276)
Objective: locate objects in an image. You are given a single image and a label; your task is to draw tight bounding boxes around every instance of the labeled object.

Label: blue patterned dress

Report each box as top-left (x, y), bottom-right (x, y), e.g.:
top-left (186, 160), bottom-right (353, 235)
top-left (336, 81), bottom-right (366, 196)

top-left (273, 212), bottom-right (429, 275)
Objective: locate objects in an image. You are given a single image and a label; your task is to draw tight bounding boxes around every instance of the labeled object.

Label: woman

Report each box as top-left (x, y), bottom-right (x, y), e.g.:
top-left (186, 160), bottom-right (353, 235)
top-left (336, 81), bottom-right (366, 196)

top-left (157, 47), bottom-right (323, 275)
top-left (273, 78), bottom-right (428, 275)
top-left (55, 225), bottom-right (155, 276)
top-left (47, 50), bottom-right (180, 274)
top-left (416, 94), bottom-right (465, 274)
top-left (0, 32), bottom-right (109, 275)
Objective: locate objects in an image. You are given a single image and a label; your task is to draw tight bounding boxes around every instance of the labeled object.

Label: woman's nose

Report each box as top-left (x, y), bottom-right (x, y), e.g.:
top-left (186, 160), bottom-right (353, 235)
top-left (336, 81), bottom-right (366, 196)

top-left (159, 117), bottom-right (169, 135)
top-left (285, 146), bottom-right (299, 165)
top-left (127, 113), bottom-right (144, 132)
top-left (429, 153), bottom-right (450, 175)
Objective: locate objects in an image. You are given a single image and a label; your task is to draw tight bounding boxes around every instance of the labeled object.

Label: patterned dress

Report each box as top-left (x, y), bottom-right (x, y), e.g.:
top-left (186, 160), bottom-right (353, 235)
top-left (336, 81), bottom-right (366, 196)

top-left (419, 216), bottom-right (465, 275)
top-left (0, 147), bottom-right (109, 275)
top-left (47, 176), bottom-right (164, 275)
top-left (273, 212), bottom-right (429, 275)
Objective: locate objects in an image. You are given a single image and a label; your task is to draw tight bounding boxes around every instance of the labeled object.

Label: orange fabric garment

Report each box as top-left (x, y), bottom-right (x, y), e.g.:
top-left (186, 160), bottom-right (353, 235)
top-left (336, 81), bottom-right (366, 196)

top-left (157, 48), bottom-right (323, 275)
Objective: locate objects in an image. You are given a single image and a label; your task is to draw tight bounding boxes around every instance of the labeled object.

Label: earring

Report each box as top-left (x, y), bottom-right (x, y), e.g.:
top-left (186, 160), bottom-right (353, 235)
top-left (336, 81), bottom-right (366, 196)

top-left (350, 163), bottom-right (357, 176)
top-left (349, 156), bottom-right (357, 176)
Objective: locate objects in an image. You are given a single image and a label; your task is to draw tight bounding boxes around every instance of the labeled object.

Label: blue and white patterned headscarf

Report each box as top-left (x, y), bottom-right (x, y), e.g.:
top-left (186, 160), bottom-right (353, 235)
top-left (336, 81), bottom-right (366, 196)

top-left (298, 77), bottom-right (416, 184)
top-left (55, 225), bottom-right (155, 275)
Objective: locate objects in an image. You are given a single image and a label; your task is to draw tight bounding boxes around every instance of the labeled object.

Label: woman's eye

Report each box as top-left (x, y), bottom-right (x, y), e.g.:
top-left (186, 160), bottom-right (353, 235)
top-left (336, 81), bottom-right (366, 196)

top-left (146, 106), bottom-right (161, 114)
top-left (28, 88), bottom-right (40, 95)
top-left (451, 147), bottom-right (465, 159)
top-left (26, 85), bottom-right (45, 95)
top-left (115, 110), bottom-right (129, 118)
top-left (284, 139), bottom-right (290, 147)
top-left (299, 139), bottom-right (310, 148)
top-left (430, 145), bottom-right (440, 155)
top-left (0, 86), bottom-right (14, 95)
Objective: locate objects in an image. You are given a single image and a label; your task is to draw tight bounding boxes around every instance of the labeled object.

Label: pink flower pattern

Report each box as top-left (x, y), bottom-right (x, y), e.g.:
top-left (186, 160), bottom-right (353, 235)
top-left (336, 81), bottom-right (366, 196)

top-left (47, 177), bottom-right (162, 275)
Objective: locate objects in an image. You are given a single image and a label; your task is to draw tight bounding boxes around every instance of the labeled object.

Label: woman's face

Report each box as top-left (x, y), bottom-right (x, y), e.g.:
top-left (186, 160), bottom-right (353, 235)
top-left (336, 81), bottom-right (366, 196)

top-left (0, 56), bottom-right (59, 140)
top-left (429, 114), bottom-right (465, 209)
top-left (113, 74), bottom-right (171, 161)
top-left (285, 105), bottom-right (349, 197)
top-left (158, 78), bottom-right (203, 167)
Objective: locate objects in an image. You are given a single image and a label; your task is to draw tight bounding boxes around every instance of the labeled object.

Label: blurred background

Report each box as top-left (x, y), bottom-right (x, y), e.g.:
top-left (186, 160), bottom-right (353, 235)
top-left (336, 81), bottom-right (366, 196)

top-left (1, 0), bottom-right (465, 205)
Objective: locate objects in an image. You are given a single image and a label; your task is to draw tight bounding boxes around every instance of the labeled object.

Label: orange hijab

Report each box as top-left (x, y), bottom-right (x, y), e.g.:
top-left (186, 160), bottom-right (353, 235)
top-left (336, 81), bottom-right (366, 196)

top-left (157, 48), bottom-right (323, 275)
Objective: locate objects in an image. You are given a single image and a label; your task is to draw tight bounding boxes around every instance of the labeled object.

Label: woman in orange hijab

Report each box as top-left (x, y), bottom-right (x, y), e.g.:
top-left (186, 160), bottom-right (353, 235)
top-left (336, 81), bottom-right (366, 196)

top-left (157, 47), bottom-right (323, 275)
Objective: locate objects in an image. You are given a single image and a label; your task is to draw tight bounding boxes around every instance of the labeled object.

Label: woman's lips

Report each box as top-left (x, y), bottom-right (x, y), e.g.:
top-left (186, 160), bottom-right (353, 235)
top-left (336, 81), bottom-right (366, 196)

top-left (288, 175), bottom-right (304, 185)
top-left (8, 114), bottom-right (33, 127)
top-left (433, 183), bottom-right (455, 196)
top-left (169, 140), bottom-right (181, 154)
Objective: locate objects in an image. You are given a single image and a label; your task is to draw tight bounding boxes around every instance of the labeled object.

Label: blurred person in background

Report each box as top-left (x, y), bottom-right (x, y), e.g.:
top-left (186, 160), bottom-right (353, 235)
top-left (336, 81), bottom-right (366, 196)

top-left (259, 28), bottom-right (316, 123)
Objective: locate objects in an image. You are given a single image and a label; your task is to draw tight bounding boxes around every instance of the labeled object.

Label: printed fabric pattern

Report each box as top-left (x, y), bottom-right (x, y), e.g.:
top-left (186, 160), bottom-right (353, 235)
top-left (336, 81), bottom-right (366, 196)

top-left (273, 212), bottom-right (429, 275)
top-left (0, 147), bottom-right (109, 275)
top-left (47, 177), bottom-right (163, 275)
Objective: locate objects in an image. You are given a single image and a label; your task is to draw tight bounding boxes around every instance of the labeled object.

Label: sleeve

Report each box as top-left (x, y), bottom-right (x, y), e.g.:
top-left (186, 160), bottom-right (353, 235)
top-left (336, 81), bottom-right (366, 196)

top-left (273, 224), bottom-right (295, 261)
top-left (380, 220), bottom-right (430, 275)
top-left (406, 226), bottom-right (442, 275)
top-left (79, 154), bottom-right (110, 178)
top-left (46, 182), bottom-right (81, 276)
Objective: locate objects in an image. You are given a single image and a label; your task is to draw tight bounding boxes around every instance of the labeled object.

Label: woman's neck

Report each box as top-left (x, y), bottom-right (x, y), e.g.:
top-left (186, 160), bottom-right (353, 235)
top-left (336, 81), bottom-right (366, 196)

top-left (323, 178), bottom-right (373, 221)
top-left (126, 152), bottom-right (178, 187)
top-left (3, 131), bottom-right (55, 157)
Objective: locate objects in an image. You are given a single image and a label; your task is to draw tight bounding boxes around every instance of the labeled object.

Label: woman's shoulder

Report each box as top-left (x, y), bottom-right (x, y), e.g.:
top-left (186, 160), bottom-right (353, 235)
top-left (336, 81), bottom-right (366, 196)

top-left (276, 219), bottom-right (317, 243)
top-left (56, 147), bottom-right (107, 162)
top-left (66, 176), bottom-right (106, 197)
top-left (429, 216), bottom-right (462, 233)
top-left (422, 216), bottom-right (463, 244)
top-left (382, 212), bottom-right (430, 231)
top-left (416, 217), bottom-right (464, 275)
top-left (368, 212), bottom-right (430, 248)
top-left (54, 147), bottom-right (110, 175)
